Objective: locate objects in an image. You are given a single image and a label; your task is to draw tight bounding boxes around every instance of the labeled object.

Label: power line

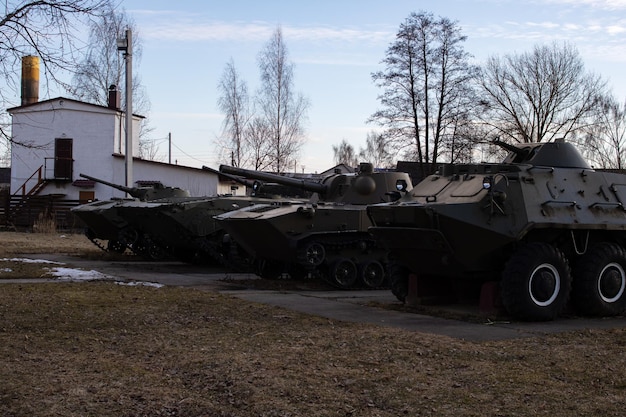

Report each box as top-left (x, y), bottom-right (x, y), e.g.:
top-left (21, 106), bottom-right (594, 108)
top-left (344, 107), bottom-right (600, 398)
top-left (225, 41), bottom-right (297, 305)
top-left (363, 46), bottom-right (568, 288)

top-left (169, 140), bottom-right (219, 164)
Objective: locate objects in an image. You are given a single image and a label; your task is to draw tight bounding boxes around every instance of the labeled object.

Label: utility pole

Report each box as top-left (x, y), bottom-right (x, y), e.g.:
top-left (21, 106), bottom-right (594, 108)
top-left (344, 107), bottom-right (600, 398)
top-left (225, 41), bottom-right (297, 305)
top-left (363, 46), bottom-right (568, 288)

top-left (117, 29), bottom-right (133, 190)
top-left (168, 132), bottom-right (172, 164)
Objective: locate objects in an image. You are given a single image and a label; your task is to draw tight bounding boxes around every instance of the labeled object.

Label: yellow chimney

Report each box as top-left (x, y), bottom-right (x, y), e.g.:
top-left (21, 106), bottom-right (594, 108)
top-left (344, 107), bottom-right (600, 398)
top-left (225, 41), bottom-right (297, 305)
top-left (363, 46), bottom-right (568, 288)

top-left (21, 56), bottom-right (39, 106)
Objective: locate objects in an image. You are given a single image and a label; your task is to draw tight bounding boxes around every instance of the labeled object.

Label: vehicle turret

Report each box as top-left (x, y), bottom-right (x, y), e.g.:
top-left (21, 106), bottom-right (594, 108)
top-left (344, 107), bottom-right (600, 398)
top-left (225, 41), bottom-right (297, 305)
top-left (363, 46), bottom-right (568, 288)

top-left (215, 163), bottom-right (414, 289)
top-left (79, 173), bottom-right (190, 201)
top-left (219, 162), bottom-right (411, 204)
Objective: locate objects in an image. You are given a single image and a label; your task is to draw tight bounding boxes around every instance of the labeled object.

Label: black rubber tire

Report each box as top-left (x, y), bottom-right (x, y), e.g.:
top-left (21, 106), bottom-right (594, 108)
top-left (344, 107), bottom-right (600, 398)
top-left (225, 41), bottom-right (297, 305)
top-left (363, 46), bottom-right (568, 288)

top-left (501, 243), bottom-right (572, 321)
top-left (359, 260), bottom-right (386, 288)
top-left (572, 242), bottom-right (626, 316)
top-left (330, 258), bottom-right (358, 288)
top-left (387, 263), bottom-right (410, 302)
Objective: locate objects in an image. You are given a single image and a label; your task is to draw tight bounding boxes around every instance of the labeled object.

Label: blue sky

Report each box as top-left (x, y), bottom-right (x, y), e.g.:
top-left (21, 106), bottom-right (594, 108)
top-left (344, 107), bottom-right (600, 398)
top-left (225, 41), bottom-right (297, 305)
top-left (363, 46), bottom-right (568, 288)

top-left (120, 0), bottom-right (626, 173)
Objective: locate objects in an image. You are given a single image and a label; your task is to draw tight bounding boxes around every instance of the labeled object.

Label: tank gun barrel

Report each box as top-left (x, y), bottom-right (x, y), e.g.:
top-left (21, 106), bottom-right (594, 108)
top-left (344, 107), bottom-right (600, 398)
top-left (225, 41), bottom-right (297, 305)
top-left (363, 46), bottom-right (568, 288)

top-left (79, 173), bottom-right (136, 195)
top-left (219, 165), bottom-right (327, 195)
top-left (493, 139), bottom-right (529, 158)
top-left (202, 165), bottom-right (253, 188)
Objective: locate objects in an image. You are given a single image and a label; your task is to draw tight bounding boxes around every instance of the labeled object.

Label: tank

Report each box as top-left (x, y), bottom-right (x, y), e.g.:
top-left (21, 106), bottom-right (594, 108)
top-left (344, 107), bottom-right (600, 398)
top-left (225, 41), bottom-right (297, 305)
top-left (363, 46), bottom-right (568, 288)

top-left (108, 167), bottom-right (307, 264)
top-left (78, 173), bottom-right (191, 200)
top-left (71, 173), bottom-right (191, 254)
top-left (367, 140), bottom-right (626, 320)
top-left (114, 194), bottom-right (292, 264)
top-left (215, 163), bottom-right (413, 288)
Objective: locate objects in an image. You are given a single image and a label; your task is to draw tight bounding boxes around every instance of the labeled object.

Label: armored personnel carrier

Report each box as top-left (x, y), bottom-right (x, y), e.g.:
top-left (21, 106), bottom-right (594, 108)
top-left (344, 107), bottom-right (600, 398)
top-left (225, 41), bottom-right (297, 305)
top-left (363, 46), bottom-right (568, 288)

top-left (215, 163), bottom-right (413, 288)
top-left (71, 173), bottom-right (190, 254)
top-left (367, 140), bottom-right (626, 320)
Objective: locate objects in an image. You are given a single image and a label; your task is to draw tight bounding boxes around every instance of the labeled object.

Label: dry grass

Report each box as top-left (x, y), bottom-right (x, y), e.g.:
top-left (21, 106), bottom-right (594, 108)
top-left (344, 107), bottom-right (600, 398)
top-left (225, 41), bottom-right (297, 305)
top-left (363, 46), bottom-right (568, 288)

top-left (1, 232), bottom-right (626, 416)
top-left (32, 209), bottom-right (57, 234)
top-left (0, 231), bottom-right (101, 256)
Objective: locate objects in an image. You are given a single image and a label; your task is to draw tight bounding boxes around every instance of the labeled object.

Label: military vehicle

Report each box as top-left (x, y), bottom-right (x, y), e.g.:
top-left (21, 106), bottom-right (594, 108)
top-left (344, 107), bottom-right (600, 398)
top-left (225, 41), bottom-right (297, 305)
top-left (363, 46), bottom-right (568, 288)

top-left (71, 173), bottom-right (190, 254)
top-left (367, 140), bottom-right (626, 320)
top-left (106, 167), bottom-right (307, 264)
top-left (215, 163), bottom-right (413, 289)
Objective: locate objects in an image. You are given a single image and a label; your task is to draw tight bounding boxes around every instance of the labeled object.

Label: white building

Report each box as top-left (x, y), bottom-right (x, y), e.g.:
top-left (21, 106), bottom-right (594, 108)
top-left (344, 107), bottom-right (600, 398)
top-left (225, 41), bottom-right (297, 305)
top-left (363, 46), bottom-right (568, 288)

top-left (8, 95), bottom-right (222, 202)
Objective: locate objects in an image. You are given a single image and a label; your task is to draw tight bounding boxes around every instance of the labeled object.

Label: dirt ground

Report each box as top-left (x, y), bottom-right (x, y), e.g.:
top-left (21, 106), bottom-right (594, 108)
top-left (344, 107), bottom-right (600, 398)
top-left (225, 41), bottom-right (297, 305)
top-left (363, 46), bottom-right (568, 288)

top-left (1, 231), bottom-right (626, 416)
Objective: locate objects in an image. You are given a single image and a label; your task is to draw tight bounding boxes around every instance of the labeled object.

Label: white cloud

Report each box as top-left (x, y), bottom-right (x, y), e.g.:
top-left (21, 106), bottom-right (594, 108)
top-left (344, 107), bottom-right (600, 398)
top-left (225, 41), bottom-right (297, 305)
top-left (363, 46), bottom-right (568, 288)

top-left (537, 0), bottom-right (626, 9)
top-left (131, 10), bottom-right (391, 45)
top-left (606, 24), bottom-right (626, 34)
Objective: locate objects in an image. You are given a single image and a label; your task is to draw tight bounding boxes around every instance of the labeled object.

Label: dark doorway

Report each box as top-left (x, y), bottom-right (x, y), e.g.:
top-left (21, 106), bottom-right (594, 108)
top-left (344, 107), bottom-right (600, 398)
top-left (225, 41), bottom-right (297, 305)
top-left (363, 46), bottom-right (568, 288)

top-left (54, 138), bottom-right (73, 179)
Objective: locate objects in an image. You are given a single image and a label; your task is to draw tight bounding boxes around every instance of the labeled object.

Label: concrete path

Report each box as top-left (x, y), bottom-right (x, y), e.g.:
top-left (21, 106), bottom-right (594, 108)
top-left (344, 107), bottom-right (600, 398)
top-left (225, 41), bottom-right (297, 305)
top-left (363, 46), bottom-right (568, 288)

top-left (11, 254), bottom-right (626, 342)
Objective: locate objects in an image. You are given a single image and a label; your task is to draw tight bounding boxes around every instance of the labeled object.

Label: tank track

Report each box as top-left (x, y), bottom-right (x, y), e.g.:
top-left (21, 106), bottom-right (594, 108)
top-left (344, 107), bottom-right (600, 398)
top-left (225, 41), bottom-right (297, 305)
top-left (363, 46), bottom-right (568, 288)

top-left (297, 234), bottom-right (390, 290)
top-left (87, 235), bottom-right (109, 252)
top-left (85, 228), bottom-right (121, 253)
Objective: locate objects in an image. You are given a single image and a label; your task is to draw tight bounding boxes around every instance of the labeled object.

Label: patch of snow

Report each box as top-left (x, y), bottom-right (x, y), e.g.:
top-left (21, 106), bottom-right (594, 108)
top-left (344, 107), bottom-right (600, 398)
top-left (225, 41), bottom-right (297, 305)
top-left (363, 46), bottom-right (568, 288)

top-left (116, 281), bottom-right (164, 288)
top-left (0, 258), bottom-right (62, 264)
top-left (48, 267), bottom-right (113, 281)
top-left (0, 257), bottom-right (164, 289)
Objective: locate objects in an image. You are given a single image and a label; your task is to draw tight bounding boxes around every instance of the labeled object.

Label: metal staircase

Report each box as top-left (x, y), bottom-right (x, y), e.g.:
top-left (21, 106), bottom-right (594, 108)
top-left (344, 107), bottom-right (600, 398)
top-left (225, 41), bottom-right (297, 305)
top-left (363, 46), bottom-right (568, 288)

top-left (0, 166), bottom-right (48, 228)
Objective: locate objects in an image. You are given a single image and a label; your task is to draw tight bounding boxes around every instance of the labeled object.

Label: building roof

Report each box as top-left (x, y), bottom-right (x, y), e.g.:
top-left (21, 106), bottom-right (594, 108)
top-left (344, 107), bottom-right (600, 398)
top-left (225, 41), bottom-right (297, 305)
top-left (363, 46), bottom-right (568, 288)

top-left (7, 96), bottom-right (145, 119)
top-left (111, 154), bottom-right (209, 173)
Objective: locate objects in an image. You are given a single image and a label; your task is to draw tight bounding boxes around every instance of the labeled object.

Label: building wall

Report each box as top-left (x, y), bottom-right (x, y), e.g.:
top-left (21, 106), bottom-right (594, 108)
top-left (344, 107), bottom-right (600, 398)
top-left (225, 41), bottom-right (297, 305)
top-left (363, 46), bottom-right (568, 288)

top-left (9, 98), bottom-right (218, 199)
top-left (217, 180), bottom-right (246, 196)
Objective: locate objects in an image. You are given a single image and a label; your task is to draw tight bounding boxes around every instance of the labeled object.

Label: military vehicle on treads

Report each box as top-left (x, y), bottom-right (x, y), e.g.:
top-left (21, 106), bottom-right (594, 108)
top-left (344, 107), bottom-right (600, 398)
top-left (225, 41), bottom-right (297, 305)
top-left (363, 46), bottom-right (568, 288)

top-left (71, 173), bottom-right (190, 255)
top-left (367, 139), bottom-right (626, 321)
top-left (215, 163), bottom-right (413, 289)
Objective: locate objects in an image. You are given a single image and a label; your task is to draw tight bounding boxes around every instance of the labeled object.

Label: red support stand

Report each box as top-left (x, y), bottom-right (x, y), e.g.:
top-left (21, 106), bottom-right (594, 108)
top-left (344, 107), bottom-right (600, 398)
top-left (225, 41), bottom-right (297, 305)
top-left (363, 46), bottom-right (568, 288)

top-left (405, 273), bottom-right (419, 306)
top-left (479, 281), bottom-right (502, 316)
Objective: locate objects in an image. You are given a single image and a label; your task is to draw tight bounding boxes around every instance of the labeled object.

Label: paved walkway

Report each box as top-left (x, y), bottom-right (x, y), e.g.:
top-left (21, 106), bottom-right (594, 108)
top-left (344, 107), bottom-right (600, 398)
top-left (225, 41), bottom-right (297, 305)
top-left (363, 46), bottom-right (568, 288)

top-left (10, 254), bottom-right (626, 342)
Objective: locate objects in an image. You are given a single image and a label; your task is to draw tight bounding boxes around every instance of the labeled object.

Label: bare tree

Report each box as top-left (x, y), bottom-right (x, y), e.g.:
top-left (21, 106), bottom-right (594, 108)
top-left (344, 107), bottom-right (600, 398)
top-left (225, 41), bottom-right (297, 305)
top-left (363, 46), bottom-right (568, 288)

top-left (476, 41), bottom-right (606, 144)
top-left (576, 95), bottom-right (626, 169)
top-left (369, 11), bottom-right (475, 177)
top-left (332, 139), bottom-right (358, 167)
top-left (216, 58), bottom-right (252, 168)
top-left (358, 131), bottom-right (395, 168)
top-left (69, 3), bottom-right (154, 158)
top-left (244, 116), bottom-right (273, 170)
top-left (0, 0), bottom-right (109, 145)
top-left (256, 26), bottom-right (309, 173)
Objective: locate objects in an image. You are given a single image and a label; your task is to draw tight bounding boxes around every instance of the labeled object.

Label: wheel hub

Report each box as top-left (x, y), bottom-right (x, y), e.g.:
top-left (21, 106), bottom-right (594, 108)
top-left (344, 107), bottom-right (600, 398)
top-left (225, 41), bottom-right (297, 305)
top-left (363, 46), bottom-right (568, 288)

top-left (598, 263), bottom-right (626, 303)
top-left (529, 263), bottom-right (560, 307)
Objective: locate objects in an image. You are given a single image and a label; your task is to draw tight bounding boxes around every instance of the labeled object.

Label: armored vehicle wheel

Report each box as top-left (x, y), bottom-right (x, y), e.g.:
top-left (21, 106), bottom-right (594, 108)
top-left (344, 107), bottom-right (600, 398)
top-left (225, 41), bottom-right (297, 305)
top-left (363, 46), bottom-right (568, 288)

top-left (146, 242), bottom-right (165, 260)
top-left (302, 242), bottom-right (325, 266)
top-left (118, 228), bottom-right (138, 246)
top-left (386, 263), bottom-right (410, 302)
top-left (359, 260), bottom-right (385, 288)
top-left (107, 239), bottom-right (126, 253)
top-left (330, 258), bottom-right (358, 288)
top-left (501, 243), bottom-right (572, 321)
top-left (572, 242), bottom-right (626, 316)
